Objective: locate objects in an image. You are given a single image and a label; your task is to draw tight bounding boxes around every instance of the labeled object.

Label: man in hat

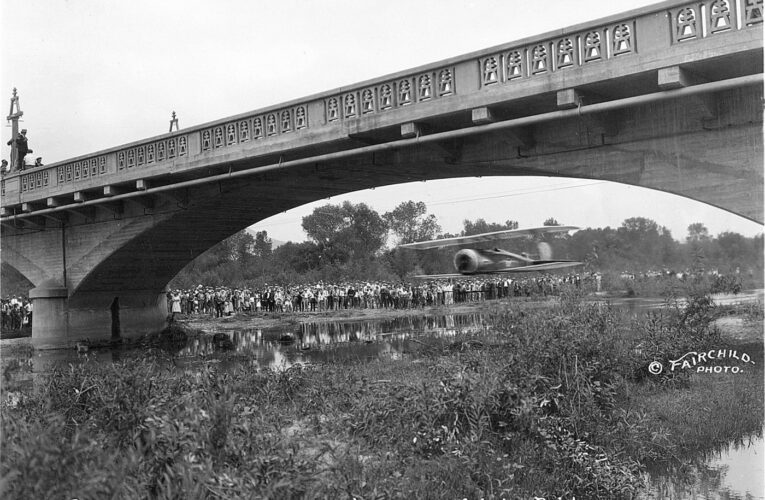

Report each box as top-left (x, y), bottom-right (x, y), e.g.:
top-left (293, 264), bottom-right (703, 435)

top-left (205, 287), bottom-right (215, 315)
top-left (7, 129), bottom-right (32, 171)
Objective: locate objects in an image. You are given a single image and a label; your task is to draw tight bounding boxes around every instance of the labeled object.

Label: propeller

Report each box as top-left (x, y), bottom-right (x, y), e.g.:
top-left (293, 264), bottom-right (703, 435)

top-left (537, 242), bottom-right (552, 260)
top-left (454, 249), bottom-right (479, 273)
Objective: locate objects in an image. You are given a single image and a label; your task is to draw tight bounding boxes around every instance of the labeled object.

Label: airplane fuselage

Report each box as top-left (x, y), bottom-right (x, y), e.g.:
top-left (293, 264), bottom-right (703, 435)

top-left (400, 226), bottom-right (582, 277)
top-left (453, 248), bottom-right (533, 274)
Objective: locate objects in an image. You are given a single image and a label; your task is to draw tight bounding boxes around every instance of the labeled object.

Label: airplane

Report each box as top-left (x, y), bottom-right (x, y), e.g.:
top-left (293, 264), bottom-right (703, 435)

top-left (399, 225), bottom-right (582, 278)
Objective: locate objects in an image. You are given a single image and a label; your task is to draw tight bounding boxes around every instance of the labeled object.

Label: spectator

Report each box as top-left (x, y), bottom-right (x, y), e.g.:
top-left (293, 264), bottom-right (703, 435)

top-left (6, 129), bottom-right (32, 171)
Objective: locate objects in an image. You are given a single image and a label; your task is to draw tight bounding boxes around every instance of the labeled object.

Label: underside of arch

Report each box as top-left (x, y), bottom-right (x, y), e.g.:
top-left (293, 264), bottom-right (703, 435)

top-left (0, 262), bottom-right (35, 297)
top-left (75, 115), bottom-right (762, 299)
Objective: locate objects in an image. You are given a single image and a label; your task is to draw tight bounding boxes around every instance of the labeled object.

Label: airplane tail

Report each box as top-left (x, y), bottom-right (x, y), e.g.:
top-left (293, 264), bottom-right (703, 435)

top-left (537, 241), bottom-right (552, 260)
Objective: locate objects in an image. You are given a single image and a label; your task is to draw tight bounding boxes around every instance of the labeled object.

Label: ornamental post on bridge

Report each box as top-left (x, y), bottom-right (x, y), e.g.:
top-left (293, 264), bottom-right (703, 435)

top-left (6, 88), bottom-right (23, 171)
top-left (169, 111), bottom-right (179, 133)
top-left (4, 89), bottom-right (69, 345)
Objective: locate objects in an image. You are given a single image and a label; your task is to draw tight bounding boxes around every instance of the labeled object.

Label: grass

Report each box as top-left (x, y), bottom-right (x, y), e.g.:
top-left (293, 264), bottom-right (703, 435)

top-left (632, 369), bottom-right (763, 456)
top-left (1, 292), bottom-right (762, 499)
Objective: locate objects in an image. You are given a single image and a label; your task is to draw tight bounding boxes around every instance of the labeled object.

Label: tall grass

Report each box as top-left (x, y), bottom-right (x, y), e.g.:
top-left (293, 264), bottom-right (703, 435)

top-left (1, 293), bottom-right (762, 499)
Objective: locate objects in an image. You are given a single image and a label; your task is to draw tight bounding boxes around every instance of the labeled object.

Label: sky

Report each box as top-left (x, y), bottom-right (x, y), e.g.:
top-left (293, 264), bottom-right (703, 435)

top-left (2, 0), bottom-right (762, 244)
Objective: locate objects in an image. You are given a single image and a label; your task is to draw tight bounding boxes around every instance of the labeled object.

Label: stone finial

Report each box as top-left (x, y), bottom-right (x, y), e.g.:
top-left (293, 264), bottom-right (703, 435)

top-left (169, 111), bottom-right (179, 133)
top-left (7, 87), bottom-right (23, 121)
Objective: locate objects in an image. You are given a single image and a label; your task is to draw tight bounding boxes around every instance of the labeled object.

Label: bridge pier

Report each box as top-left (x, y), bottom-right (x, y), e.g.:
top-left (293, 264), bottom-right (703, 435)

top-left (30, 285), bottom-right (168, 348)
top-left (29, 280), bottom-right (69, 347)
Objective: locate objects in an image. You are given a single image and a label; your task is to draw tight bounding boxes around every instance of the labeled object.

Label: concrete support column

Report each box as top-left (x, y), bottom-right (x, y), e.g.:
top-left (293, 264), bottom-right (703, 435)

top-left (31, 287), bottom-right (168, 348)
top-left (67, 290), bottom-right (168, 342)
top-left (29, 280), bottom-right (69, 348)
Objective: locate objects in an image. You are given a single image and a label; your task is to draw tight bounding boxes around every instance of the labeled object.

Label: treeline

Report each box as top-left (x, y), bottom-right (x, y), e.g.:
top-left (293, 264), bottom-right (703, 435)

top-left (170, 201), bottom-right (763, 288)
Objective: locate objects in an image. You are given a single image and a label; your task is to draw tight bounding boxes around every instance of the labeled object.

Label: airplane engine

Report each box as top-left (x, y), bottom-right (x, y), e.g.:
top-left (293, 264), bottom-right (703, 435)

top-left (453, 249), bottom-right (482, 274)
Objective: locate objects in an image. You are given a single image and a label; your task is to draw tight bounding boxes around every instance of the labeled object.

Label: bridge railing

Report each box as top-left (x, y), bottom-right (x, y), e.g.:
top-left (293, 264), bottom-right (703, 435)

top-left (1, 0), bottom-right (761, 210)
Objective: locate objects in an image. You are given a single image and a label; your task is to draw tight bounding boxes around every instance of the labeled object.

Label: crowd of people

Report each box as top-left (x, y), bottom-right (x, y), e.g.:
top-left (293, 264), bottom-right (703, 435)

top-left (1, 296), bottom-right (32, 330)
top-left (166, 274), bottom-right (593, 316)
top-left (2, 267), bottom-right (745, 331)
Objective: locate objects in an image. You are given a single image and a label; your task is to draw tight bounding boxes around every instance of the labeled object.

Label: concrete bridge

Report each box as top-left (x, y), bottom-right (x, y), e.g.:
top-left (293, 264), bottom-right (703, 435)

top-left (1, 0), bottom-right (762, 346)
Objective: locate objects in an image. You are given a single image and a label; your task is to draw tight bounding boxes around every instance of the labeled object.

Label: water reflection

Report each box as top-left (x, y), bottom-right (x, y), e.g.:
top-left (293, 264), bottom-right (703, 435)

top-left (641, 432), bottom-right (764, 499)
top-left (608, 289), bottom-right (764, 315)
top-left (176, 313), bottom-right (489, 371)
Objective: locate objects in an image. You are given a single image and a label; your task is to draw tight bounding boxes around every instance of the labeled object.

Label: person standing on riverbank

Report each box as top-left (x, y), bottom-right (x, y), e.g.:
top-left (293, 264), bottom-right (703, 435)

top-left (170, 290), bottom-right (181, 319)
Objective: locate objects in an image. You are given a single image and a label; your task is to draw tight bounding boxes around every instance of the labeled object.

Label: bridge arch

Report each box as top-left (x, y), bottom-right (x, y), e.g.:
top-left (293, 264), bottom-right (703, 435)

top-left (1, 0), bottom-right (761, 344)
top-left (76, 157), bottom-right (762, 304)
top-left (0, 262), bottom-right (35, 297)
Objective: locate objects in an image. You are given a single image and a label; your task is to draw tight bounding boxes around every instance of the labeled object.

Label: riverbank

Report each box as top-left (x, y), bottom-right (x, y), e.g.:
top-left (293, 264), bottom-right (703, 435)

top-left (2, 293), bottom-right (762, 498)
top-left (176, 287), bottom-right (763, 333)
top-left (179, 295), bottom-right (559, 332)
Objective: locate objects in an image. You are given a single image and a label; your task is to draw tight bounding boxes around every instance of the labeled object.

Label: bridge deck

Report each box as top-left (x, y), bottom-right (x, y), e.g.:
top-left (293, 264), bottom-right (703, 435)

top-left (1, 0), bottom-right (762, 220)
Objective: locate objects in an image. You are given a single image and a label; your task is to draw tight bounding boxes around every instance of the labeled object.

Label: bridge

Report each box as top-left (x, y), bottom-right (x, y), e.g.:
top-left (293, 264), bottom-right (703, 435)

top-left (1, 0), bottom-right (762, 346)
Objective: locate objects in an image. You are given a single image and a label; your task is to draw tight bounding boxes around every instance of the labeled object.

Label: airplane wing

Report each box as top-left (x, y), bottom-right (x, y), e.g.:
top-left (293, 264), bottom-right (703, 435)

top-left (490, 261), bottom-right (583, 273)
top-left (411, 261), bottom-right (582, 278)
top-left (411, 273), bottom-right (465, 279)
top-left (399, 226), bottom-right (578, 250)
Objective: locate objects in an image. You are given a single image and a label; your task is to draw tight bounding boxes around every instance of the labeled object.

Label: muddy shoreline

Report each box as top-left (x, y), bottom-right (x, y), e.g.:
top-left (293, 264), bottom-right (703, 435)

top-left (178, 296), bottom-right (557, 332)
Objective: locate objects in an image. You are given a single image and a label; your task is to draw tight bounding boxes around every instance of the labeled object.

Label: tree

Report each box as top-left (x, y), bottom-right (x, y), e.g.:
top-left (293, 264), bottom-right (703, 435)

top-left (200, 229), bottom-right (252, 266)
top-left (302, 201), bottom-right (388, 263)
top-left (249, 230), bottom-right (273, 279)
top-left (686, 223), bottom-right (710, 242)
top-left (252, 230), bottom-right (273, 259)
top-left (685, 223), bottom-right (710, 272)
top-left (614, 217), bottom-right (677, 269)
top-left (231, 231), bottom-right (255, 264)
top-left (543, 217), bottom-right (560, 226)
top-left (272, 241), bottom-right (321, 274)
top-left (383, 200), bottom-right (441, 245)
top-left (619, 217), bottom-right (660, 236)
top-left (301, 204), bottom-right (348, 246)
top-left (712, 232), bottom-right (748, 263)
top-left (343, 202), bottom-right (388, 257)
top-left (461, 218), bottom-right (518, 236)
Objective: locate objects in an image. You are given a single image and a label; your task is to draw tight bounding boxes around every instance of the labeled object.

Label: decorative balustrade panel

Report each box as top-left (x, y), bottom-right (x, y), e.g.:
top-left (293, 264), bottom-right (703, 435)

top-left (671, 0), bottom-right (761, 43)
top-left (20, 169), bottom-right (51, 194)
top-left (52, 155), bottom-right (108, 190)
top-left (117, 135), bottom-right (188, 171)
top-left (199, 104), bottom-right (308, 153)
top-left (324, 67), bottom-right (456, 123)
top-left (479, 21), bottom-right (637, 89)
